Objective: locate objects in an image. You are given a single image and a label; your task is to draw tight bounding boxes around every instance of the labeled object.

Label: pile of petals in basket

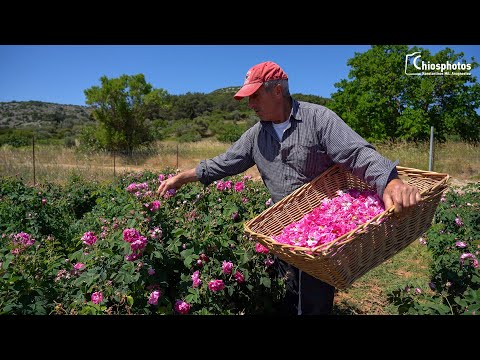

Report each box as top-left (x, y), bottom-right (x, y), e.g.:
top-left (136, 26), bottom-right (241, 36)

top-left (272, 189), bottom-right (385, 249)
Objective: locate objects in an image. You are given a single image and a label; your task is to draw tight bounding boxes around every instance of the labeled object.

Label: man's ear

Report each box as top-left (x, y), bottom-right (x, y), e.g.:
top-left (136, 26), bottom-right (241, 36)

top-left (275, 84), bottom-right (283, 97)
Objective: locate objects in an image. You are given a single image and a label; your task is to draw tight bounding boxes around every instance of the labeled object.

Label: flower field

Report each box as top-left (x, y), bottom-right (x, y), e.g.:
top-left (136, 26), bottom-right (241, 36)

top-left (0, 169), bottom-right (286, 314)
top-left (1, 168), bottom-right (478, 315)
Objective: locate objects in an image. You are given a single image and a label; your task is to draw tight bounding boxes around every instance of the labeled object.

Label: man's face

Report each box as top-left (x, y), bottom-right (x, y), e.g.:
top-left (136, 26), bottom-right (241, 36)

top-left (247, 84), bottom-right (282, 122)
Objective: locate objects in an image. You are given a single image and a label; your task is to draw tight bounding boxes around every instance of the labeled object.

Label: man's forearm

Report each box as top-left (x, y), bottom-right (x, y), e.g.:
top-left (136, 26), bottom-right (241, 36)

top-left (175, 168), bottom-right (199, 186)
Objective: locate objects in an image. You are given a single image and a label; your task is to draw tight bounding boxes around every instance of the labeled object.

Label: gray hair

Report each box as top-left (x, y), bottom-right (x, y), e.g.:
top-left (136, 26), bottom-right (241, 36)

top-left (263, 79), bottom-right (290, 97)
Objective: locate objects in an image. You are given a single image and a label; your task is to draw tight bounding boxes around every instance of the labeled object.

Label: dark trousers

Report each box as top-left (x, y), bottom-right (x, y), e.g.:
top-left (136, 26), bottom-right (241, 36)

top-left (275, 257), bottom-right (335, 315)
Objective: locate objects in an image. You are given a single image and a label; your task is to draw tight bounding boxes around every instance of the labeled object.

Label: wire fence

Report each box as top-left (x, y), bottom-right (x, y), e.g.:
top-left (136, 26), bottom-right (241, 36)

top-left (6, 129), bottom-right (477, 188)
top-left (0, 139), bottom-right (232, 185)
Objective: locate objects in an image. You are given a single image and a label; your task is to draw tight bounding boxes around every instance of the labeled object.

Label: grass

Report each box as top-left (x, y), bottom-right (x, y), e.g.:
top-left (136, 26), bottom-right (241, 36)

top-left (1, 139), bottom-right (478, 314)
top-left (375, 140), bottom-right (480, 180)
top-left (2, 139), bottom-right (479, 186)
top-left (333, 241), bottom-right (433, 314)
top-left (0, 139), bottom-right (262, 185)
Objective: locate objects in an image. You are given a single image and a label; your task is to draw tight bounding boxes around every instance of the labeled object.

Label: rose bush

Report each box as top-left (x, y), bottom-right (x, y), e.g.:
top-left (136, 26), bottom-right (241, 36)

top-left (388, 182), bottom-right (480, 315)
top-left (0, 169), bottom-right (285, 315)
top-left (3, 170), bottom-right (477, 315)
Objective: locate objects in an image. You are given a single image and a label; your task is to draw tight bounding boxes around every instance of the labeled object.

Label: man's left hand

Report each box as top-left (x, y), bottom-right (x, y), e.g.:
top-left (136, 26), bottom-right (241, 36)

top-left (383, 178), bottom-right (422, 215)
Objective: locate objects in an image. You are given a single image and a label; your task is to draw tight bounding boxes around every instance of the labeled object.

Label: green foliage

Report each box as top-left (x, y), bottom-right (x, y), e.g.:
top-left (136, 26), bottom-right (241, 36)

top-left (0, 170), bottom-right (286, 314)
top-left (0, 101), bottom-right (94, 142)
top-left (0, 233), bottom-right (65, 315)
top-left (396, 107), bottom-right (431, 140)
top-left (389, 183), bottom-right (480, 314)
top-left (0, 129), bottom-right (34, 147)
top-left (150, 119), bottom-right (169, 140)
top-left (168, 118), bottom-right (203, 143)
top-left (63, 173), bottom-right (104, 220)
top-left (206, 87), bottom-right (250, 113)
top-left (215, 122), bottom-right (248, 143)
top-left (178, 132), bottom-right (202, 143)
top-left (330, 45), bottom-right (480, 143)
top-left (77, 124), bottom-right (106, 152)
top-left (63, 136), bottom-right (76, 148)
top-left (292, 93), bottom-right (331, 106)
top-left (84, 74), bottom-right (170, 154)
top-left (170, 92), bottom-right (214, 120)
top-left (0, 174), bottom-right (103, 251)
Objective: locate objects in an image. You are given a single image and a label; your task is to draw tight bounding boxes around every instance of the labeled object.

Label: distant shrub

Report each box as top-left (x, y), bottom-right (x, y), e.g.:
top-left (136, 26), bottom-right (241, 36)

top-left (216, 123), bottom-right (247, 143)
top-left (64, 136), bottom-right (76, 148)
top-left (0, 129), bottom-right (33, 147)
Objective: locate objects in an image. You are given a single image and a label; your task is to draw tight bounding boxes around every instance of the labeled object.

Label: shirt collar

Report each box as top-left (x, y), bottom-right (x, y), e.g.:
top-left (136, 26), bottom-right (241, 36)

top-left (289, 98), bottom-right (302, 122)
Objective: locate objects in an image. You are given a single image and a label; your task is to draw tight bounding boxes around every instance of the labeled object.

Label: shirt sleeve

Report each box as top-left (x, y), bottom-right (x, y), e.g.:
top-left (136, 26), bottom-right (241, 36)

top-left (195, 126), bottom-right (256, 186)
top-left (317, 107), bottom-right (399, 198)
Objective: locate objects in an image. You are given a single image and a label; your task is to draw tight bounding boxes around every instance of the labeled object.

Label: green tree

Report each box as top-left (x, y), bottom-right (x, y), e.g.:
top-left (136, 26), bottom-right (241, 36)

top-left (292, 93), bottom-right (331, 107)
top-left (329, 45), bottom-right (480, 143)
top-left (206, 87), bottom-right (250, 113)
top-left (171, 92), bottom-right (213, 120)
top-left (215, 122), bottom-right (247, 143)
top-left (84, 74), bottom-right (170, 155)
top-left (77, 124), bottom-right (106, 153)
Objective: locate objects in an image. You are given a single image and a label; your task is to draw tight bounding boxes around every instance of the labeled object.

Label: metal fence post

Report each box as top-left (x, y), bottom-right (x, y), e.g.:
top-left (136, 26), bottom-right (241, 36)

top-left (429, 126), bottom-right (434, 171)
top-left (32, 135), bottom-right (36, 185)
top-left (113, 150), bottom-right (116, 179)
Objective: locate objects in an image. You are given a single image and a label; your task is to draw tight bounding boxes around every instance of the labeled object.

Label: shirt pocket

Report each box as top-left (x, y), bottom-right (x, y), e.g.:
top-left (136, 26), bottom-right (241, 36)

top-left (288, 144), bottom-right (333, 177)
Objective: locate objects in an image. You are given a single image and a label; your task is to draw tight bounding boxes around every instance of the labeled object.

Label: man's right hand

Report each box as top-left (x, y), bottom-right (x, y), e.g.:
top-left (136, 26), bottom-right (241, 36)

top-left (156, 176), bottom-right (178, 197)
top-left (156, 168), bottom-right (198, 197)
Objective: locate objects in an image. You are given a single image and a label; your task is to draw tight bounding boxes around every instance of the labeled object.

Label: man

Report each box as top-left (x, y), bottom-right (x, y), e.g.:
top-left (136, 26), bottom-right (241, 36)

top-left (157, 60), bottom-right (421, 315)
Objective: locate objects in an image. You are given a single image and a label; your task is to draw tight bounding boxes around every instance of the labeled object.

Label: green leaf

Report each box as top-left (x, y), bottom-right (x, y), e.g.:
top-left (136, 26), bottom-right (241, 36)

top-left (180, 248), bottom-right (194, 258)
top-left (152, 251), bottom-right (164, 260)
top-left (114, 273), bottom-right (125, 283)
top-left (454, 296), bottom-right (467, 307)
top-left (185, 293), bottom-right (198, 303)
top-left (183, 256), bottom-right (193, 267)
top-left (260, 277), bottom-right (271, 288)
top-left (172, 228), bottom-right (185, 237)
top-left (2, 257), bottom-right (12, 269)
top-left (223, 204), bottom-right (239, 217)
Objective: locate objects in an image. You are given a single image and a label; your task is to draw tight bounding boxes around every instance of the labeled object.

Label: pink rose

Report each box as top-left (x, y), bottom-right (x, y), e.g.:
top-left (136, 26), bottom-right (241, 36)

top-left (208, 279), bottom-right (225, 292)
top-left (91, 291), bottom-right (103, 304)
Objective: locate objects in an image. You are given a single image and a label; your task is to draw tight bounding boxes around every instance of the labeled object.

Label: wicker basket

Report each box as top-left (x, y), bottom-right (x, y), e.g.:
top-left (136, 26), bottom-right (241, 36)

top-left (244, 164), bottom-right (450, 289)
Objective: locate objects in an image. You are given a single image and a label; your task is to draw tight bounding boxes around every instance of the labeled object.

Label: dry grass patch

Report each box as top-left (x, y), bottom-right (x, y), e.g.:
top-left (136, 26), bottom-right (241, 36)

top-left (375, 140), bottom-right (480, 181)
top-left (2, 139), bottom-right (477, 185)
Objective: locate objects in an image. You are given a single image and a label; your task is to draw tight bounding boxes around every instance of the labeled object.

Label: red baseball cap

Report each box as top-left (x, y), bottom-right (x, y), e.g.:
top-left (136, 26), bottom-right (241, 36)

top-left (234, 61), bottom-right (288, 100)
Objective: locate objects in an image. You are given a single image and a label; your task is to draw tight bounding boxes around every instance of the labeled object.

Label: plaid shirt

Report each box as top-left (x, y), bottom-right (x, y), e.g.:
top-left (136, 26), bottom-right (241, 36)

top-left (196, 99), bottom-right (398, 203)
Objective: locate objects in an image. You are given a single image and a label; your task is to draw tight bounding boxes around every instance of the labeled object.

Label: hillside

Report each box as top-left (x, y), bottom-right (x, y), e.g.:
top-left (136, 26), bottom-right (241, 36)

top-left (0, 101), bottom-right (94, 129)
top-left (0, 90), bottom-right (331, 131)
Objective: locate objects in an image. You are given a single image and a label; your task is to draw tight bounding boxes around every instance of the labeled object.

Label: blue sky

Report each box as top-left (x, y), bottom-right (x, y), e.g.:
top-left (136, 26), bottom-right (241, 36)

top-left (0, 45), bottom-right (479, 106)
